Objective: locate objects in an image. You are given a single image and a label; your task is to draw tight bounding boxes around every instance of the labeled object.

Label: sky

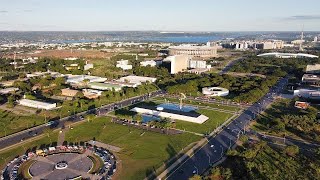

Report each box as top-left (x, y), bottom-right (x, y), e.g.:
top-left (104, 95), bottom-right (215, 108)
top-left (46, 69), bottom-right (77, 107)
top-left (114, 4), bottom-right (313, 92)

top-left (0, 0), bottom-right (320, 31)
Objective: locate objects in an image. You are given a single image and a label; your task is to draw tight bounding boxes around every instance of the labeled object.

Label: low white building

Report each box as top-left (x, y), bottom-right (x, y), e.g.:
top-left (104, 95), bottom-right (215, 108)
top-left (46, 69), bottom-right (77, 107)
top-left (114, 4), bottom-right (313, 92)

top-left (189, 60), bottom-right (207, 69)
top-left (84, 63), bottom-right (94, 70)
top-left (293, 89), bottom-right (320, 100)
top-left (18, 99), bottom-right (57, 110)
top-left (66, 75), bottom-right (107, 84)
top-left (202, 87), bottom-right (229, 97)
top-left (117, 75), bottom-right (157, 86)
top-left (140, 60), bottom-right (157, 67)
top-left (116, 60), bottom-right (132, 70)
top-left (0, 87), bottom-right (19, 95)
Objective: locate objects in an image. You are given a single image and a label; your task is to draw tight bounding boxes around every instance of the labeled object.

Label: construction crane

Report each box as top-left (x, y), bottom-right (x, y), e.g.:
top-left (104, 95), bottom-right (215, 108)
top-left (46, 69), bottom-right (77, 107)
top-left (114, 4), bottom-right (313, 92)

top-left (179, 93), bottom-right (186, 110)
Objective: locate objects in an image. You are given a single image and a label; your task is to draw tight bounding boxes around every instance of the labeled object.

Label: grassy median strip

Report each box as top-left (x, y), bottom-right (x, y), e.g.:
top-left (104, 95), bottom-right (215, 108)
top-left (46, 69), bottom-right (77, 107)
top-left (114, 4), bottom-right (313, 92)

top-left (88, 154), bottom-right (103, 174)
top-left (19, 159), bottom-right (36, 179)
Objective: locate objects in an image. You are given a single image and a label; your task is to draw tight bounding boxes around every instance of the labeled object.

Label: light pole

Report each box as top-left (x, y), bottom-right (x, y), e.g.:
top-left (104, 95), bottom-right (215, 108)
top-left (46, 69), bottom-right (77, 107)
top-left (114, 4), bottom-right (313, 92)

top-left (207, 154), bottom-right (211, 164)
top-left (193, 165), bottom-right (198, 175)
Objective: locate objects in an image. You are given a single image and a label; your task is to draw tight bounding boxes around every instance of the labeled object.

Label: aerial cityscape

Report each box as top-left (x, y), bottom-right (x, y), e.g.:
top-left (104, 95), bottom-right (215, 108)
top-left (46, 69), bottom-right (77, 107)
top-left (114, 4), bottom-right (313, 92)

top-left (1, 0), bottom-right (320, 180)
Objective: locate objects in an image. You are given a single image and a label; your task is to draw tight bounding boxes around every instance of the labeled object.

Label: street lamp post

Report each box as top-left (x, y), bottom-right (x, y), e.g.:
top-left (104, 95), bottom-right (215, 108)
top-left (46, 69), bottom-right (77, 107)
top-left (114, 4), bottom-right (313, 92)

top-left (207, 154), bottom-right (211, 164)
top-left (194, 165), bottom-right (199, 175)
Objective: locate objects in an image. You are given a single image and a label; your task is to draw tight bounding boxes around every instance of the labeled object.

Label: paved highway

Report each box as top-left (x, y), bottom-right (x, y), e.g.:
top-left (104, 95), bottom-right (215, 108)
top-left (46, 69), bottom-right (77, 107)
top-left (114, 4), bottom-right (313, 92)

top-left (0, 90), bottom-right (163, 150)
top-left (165, 77), bottom-right (288, 180)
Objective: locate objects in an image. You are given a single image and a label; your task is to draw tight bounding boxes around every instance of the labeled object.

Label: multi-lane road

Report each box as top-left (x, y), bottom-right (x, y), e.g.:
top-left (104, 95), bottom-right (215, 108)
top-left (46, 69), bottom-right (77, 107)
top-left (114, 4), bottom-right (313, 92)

top-left (164, 77), bottom-right (288, 180)
top-left (0, 90), bottom-right (163, 150)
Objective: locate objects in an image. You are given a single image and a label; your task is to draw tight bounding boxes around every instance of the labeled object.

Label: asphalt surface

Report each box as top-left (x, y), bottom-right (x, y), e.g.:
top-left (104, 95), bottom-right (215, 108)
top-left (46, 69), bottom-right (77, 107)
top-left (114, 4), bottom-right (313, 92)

top-left (0, 90), bottom-right (163, 150)
top-left (166, 77), bottom-right (288, 180)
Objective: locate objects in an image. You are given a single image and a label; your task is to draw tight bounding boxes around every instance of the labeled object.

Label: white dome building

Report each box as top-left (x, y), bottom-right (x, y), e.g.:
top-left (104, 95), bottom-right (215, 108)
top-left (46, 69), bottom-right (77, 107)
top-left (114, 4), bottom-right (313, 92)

top-left (202, 87), bottom-right (229, 97)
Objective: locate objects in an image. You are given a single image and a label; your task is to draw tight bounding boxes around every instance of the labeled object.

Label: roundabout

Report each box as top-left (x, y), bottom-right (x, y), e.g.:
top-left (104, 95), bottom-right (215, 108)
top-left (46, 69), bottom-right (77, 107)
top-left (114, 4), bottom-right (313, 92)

top-left (1, 145), bottom-right (117, 180)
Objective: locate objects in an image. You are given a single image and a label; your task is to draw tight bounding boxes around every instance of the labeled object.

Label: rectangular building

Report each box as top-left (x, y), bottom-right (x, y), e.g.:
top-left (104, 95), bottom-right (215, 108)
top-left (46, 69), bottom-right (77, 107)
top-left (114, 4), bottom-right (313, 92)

top-left (18, 99), bottom-right (57, 110)
top-left (163, 55), bottom-right (190, 74)
top-left (61, 88), bottom-right (79, 97)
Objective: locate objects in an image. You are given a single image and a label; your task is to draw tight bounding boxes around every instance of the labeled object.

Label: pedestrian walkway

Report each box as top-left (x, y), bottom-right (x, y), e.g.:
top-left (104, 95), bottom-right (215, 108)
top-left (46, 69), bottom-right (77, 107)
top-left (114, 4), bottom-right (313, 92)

top-left (57, 130), bottom-right (66, 146)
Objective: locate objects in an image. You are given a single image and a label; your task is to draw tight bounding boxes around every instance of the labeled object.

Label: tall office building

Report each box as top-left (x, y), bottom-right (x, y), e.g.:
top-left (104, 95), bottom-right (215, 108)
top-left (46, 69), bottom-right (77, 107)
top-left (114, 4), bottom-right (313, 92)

top-left (163, 55), bottom-right (190, 74)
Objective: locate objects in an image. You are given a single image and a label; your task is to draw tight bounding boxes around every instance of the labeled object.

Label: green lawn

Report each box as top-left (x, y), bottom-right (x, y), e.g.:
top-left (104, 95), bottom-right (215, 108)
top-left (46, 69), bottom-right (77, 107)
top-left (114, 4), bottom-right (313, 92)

top-left (152, 97), bottom-right (241, 112)
top-left (0, 110), bottom-right (47, 138)
top-left (64, 117), bottom-right (201, 180)
top-left (174, 109), bottom-right (233, 134)
top-left (0, 132), bottom-right (58, 170)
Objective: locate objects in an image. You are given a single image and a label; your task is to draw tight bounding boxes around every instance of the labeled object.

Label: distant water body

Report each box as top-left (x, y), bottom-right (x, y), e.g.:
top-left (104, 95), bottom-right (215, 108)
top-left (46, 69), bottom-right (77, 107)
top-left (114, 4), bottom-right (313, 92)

top-left (0, 31), bottom-right (241, 44)
top-left (59, 35), bottom-right (226, 44)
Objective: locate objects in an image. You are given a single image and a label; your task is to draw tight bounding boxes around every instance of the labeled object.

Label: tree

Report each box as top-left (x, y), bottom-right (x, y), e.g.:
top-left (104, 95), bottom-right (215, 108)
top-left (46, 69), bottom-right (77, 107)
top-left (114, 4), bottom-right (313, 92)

top-left (285, 145), bottom-right (299, 156)
top-left (189, 175), bottom-right (201, 180)
top-left (7, 95), bottom-right (15, 108)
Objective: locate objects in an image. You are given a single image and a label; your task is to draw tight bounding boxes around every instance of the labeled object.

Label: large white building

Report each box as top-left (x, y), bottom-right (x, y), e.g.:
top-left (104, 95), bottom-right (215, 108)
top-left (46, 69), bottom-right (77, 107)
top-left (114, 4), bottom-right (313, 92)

top-left (18, 99), bottom-right (57, 110)
top-left (116, 60), bottom-right (132, 70)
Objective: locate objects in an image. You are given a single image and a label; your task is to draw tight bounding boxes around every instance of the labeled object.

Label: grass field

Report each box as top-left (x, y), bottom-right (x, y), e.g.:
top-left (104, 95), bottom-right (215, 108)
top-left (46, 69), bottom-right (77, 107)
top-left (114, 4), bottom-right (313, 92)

top-left (0, 110), bottom-right (48, 138)
top-left (0, 132), bottom-right (58, 170)
top-left (152, 97), bottom-right (241, 112)
top-left (174, 109), bottom-right (233, 134)
top-left (64, 117), bottom-right (201, 180)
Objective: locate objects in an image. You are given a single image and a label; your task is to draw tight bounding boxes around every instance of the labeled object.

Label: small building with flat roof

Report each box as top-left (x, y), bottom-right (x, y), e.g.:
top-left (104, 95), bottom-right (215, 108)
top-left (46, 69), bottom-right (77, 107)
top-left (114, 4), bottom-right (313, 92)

top-left (61, 88), bottom-right (79, 97)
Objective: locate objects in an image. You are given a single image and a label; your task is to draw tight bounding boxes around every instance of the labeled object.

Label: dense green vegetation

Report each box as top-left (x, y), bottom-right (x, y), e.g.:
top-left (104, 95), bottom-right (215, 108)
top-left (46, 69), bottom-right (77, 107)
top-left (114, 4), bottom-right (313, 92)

top-left (162, 73), bottom-right (278, 103)
top-left (202, 140), bottom-right (320, 180)
top-left (229, 55), bottom-right (320, 77)
top-left (64, 116), bottom-right (201, 180)
top-left (254, 99), bottom-right (320, 143)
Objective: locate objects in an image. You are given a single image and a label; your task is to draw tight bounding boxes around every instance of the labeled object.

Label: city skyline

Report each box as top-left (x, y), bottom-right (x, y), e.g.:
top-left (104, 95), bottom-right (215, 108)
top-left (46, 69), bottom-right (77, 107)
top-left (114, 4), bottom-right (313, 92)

top-left (1, 0), bottom-right (320, 31)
